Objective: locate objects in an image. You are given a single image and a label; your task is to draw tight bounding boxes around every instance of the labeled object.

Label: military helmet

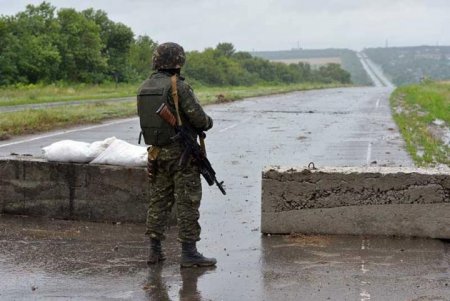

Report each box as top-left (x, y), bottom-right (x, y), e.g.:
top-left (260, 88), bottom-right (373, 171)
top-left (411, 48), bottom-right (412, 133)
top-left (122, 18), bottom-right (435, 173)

top-left (152, 42), bottom-right (186, 70)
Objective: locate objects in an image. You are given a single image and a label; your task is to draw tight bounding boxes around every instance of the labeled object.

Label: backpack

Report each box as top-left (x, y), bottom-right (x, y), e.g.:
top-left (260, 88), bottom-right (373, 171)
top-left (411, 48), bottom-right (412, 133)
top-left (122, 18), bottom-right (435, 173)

top-left (137, 76), bottom-right (176, 146)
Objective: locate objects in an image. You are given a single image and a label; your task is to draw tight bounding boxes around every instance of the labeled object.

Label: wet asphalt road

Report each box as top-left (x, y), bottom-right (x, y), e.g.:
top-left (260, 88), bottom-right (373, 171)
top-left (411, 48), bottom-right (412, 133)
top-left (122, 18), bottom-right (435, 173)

top-left (1, 68), bottom-right (449, 300)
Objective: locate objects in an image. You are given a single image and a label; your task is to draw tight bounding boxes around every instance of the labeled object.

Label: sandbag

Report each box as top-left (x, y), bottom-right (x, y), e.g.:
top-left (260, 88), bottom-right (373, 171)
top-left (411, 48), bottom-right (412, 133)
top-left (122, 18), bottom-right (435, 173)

top-left (42, 137), bottom-right (116, 163)
top-left (90, 139), bottom-right (147, 167)
top-left (89, 137), bottom-right (117, 157)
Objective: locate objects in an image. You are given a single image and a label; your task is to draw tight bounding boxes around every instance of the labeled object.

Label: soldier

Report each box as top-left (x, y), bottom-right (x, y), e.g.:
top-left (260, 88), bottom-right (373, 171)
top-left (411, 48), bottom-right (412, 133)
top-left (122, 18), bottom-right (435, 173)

top-left (137, 42), bottom-right (216, 268)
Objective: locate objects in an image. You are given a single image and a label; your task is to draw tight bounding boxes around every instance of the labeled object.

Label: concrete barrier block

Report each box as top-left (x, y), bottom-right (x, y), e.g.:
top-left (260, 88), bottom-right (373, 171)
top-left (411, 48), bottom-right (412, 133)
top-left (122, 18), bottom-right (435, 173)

top-left (0, 157), bottom-right (176, 224)
top-left (261, 166), bottom-right (450, 239)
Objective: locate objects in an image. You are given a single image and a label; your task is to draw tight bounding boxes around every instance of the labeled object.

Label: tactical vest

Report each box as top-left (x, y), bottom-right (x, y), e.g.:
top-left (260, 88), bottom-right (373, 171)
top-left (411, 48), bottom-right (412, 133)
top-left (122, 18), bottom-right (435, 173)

top-left (137, 76), bottom-right (176, 146)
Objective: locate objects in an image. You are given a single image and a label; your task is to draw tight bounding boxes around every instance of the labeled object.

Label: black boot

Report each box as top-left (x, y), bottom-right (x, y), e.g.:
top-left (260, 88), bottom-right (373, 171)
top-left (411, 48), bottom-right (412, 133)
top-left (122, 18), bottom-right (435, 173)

top-left (147, 238), bottom-right (166, 265)
top-left (181, 242), bottom-right (217, 268)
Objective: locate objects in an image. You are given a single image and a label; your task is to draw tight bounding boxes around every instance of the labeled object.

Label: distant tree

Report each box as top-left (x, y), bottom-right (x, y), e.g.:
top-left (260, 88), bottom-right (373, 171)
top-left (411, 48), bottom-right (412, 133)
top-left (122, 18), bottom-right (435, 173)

top-left (83, 9), bottom-right (134, 82)
top-left (0, 2), bottom-right (60, 84)
top-left (0, 3), bottom-right (140, 84)
top-left (216, 43), bottom-right (235, 57)
top-left (56, 8), bottom-right (107, 82)
top-left (128, 35), bottom-right (158, 80)
top-left (316, 63), bottom-right (351, 84)
top-left (233, 51), bottom-right (253, 60)
top-left (184, 48), bottom-right (227, 85)
top-left (0, 17), bottom-right (19, 84)
top-left (296, 62), bottom-right (313, 81)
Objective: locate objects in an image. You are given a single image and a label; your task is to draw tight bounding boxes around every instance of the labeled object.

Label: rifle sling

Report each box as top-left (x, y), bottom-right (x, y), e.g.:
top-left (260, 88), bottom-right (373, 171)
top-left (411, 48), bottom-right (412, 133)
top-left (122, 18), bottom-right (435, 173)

top-left (170, 75), bottom-right (183, 126)
top-left (170, 75), bottom-right (207, 156)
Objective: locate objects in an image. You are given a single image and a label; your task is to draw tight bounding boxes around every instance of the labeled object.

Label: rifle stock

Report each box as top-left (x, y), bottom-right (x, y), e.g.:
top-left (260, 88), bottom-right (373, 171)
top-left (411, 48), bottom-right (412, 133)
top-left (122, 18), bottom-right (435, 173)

top-left (156, 103), bottom-right (177, 127)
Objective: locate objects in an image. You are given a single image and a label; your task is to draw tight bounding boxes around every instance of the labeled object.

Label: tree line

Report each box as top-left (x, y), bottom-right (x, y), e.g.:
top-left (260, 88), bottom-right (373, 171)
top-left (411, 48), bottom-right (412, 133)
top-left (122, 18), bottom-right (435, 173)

top-left (252, 48), bottom-right (372, 86)
top-left (0, 2), bottom-right (351, 86)
top-left (185, 43), bottom-right (351, 86)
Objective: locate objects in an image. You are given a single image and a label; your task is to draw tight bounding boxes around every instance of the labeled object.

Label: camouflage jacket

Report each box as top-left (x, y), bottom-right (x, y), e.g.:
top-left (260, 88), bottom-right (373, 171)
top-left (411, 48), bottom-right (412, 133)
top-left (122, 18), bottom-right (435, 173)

top-left (143, 71), bottom-right (213, 160)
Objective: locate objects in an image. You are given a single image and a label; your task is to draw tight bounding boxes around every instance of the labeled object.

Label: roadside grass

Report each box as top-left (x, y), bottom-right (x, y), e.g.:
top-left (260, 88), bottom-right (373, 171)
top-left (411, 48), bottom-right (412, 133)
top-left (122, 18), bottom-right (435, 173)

top-left (0, 82), bottom-right (343, 140)
top-left (390, 81), bottom-right (450, 166)
top-left (0, 101), bottom-right (137, 140)
top-left (0, 82), bottom-right (138, 107)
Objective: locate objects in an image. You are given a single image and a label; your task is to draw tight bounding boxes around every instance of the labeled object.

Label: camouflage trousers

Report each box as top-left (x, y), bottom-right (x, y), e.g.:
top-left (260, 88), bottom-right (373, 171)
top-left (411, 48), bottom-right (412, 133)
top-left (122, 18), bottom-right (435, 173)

top-left (146, 156), bottom-right (202, 243)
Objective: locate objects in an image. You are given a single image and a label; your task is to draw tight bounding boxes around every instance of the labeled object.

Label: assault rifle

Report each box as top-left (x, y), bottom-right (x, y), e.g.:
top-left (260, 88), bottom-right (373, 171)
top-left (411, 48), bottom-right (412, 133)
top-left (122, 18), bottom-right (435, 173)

top-left (156, 103), bottom-right (226, 195)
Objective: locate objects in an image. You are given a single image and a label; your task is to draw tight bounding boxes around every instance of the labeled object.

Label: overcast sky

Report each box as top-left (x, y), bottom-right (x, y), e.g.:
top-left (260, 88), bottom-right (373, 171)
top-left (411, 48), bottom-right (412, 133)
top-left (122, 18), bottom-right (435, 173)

top-left (1, 0), bottom-right (449, 51)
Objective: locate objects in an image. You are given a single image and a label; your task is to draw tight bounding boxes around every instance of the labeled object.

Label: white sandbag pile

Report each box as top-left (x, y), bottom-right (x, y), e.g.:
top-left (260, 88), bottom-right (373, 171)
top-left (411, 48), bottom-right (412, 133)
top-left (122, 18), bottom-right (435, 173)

top-left (42, 137), bottom-right (147, 167)
top-left (91, 139), bottom-right (147, 167)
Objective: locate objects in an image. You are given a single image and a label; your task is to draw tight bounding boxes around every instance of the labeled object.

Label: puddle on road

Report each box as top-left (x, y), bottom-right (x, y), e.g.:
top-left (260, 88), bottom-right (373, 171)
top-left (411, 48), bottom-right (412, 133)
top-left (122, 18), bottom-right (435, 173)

top-left (285, 234), bottom-right (333, 248)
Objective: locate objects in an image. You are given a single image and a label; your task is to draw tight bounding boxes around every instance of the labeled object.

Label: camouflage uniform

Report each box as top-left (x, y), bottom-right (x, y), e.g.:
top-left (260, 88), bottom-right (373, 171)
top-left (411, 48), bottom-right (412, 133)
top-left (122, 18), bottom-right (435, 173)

top-left (141, 71), bottom-right (213, 243)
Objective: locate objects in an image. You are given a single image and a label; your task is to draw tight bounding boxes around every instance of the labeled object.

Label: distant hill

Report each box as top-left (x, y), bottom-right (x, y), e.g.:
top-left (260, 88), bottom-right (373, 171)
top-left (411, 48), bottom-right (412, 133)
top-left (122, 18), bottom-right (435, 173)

top-left (364, 46), bottom-right (450, 86)
top-left (251, 49), bottom-right (373, 86)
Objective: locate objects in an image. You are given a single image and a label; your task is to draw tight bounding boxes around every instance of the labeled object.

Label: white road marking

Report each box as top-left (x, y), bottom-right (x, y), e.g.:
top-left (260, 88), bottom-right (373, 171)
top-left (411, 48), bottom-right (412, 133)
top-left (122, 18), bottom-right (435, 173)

top-left (360, 239), bottom-right (371, 300)
top-left (360, 290), bottom-right (371, 301)
top-left (375, 99), bottom-right (380, 109)
top-left (218, 117), bottom-right (251, 133)
top-left (219, 123), bottom-right (239, 133)
top-left (361, 261), bottom-right (369, 274)
top-left (366, 142), bottom-right (372, 165)
top-left (0, 118), bottom-right (137, 149)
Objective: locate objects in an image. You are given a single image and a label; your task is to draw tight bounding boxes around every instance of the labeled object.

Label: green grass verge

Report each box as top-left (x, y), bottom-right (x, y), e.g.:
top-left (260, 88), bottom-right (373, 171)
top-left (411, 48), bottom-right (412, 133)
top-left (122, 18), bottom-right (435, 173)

top-left (0, 82), bottom-right (138, 107)
top-left (390, 81), bottom-right (450, 166)
top-left (0, 82), bottom-right (343, 140)
top-left (0, 101), bottom-right (137, 140)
